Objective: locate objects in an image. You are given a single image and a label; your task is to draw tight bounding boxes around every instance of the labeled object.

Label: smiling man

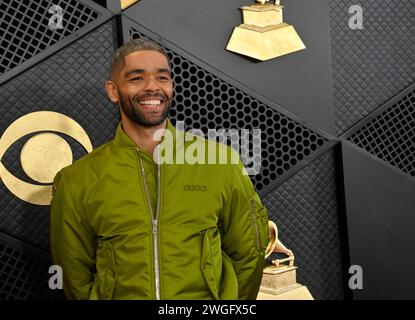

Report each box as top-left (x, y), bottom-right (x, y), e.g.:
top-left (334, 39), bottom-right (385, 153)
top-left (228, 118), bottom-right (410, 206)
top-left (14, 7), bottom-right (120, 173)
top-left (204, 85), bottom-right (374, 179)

top-left (50, 38), bottom-right (269, 300)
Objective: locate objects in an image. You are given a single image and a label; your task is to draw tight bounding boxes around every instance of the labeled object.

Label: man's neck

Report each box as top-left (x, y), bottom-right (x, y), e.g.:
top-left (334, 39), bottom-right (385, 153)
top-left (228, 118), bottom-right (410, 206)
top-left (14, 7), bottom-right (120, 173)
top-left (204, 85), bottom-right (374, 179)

top-left (121, 117), bottom-right (167, 156)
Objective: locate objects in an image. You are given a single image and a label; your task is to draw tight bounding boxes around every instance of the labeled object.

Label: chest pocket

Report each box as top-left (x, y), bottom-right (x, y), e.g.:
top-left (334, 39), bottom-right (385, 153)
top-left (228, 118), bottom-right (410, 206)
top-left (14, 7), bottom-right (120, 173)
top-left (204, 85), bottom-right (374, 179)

top-left (90, 240), bottom-right (118, 300)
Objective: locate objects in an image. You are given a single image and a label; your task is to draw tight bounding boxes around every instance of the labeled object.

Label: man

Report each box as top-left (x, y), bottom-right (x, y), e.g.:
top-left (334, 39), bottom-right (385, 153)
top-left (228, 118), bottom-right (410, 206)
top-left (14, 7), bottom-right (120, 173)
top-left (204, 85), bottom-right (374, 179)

top-left (50, 38), bottom-right (269, 300)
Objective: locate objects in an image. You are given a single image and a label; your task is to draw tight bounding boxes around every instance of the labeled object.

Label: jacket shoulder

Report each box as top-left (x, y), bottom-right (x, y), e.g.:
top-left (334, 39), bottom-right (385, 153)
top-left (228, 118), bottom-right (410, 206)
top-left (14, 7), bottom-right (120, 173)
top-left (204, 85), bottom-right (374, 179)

top-left (53, 141), bottom-right (112, 189)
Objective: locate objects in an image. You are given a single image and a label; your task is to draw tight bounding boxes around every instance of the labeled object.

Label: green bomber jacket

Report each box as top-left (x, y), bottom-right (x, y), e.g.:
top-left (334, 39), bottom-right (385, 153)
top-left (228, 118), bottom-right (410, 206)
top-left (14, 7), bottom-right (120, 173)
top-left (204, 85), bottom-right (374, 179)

top-left (50, 118), bottom-right (269, 300)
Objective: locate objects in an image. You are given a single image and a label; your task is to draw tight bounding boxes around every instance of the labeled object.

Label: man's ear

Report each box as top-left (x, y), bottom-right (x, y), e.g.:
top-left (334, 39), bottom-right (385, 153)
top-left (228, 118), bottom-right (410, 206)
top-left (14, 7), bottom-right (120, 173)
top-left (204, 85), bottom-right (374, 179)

top-left (106, 80), bottom-right (120, 103)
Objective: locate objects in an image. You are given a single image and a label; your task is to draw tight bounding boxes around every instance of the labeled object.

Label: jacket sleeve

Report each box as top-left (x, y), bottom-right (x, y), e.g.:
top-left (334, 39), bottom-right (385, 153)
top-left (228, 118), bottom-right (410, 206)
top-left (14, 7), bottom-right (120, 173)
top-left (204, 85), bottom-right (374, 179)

top-left (50, 169), bottom-right (96, 300)
top-left (220, 153), bottom-right (269, 300)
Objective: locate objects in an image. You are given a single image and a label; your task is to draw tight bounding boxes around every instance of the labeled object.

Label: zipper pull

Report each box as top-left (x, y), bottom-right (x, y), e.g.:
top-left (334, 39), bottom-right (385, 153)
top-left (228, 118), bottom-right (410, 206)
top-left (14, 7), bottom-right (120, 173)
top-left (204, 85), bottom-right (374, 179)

top-left (152, 220), bottom-right (158, 234)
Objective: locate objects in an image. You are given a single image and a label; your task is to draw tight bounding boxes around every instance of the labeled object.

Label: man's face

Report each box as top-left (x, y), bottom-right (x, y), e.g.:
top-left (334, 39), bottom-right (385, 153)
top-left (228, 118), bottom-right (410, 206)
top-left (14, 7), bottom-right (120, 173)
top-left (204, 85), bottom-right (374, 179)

top-left (112, 50), bottom-right (173, 127)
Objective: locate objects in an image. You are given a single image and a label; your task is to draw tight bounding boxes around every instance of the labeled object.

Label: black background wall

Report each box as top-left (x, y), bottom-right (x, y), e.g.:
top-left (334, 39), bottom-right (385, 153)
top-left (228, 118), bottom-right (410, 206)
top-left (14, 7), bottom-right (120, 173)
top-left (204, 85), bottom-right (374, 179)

top-left (0, 0), bottom-right (413, 300)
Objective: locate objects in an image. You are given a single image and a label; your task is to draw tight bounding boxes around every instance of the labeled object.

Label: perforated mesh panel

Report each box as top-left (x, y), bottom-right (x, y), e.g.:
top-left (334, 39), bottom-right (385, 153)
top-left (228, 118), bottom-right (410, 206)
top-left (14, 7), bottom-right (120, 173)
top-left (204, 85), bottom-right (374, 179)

top-left (129, 28), bottom-right (328, 191)
top-left (348, 88), bottom-right (415, 177)
top-left (0, 239), bottom-right (63, 300)
top-left (0, 0), bottom-right (101, 75)
top-left (330, 0), bottom-right (415, 135)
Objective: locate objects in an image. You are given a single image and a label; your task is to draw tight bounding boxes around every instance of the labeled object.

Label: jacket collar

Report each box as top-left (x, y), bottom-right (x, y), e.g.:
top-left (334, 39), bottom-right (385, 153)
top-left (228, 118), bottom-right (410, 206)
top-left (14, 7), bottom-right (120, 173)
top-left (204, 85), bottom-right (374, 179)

top-left (112, 117), bottom-right (177, 149)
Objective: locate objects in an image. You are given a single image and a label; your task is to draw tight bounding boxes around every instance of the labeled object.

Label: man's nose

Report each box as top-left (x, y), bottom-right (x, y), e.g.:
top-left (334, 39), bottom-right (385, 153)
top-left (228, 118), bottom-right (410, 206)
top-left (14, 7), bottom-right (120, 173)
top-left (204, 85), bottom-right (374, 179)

top-left (143, 77), bottom-right (160, 91)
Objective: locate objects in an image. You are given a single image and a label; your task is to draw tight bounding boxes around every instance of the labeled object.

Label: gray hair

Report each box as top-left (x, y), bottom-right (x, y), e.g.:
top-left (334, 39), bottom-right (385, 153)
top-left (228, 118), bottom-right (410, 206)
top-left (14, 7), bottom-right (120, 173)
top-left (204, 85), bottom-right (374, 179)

top-left (109, 38), bottom-right (171, 80)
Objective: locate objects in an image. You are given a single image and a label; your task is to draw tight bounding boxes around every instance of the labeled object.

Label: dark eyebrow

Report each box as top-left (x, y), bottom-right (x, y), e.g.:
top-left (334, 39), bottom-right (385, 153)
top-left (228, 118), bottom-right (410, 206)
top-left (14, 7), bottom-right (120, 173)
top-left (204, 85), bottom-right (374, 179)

top-left (124, 69), bottom-right (145, 78)
top-left (157, 68), bottom-right (171, 75)
top-left (124, 68), bottom-right (171, 78)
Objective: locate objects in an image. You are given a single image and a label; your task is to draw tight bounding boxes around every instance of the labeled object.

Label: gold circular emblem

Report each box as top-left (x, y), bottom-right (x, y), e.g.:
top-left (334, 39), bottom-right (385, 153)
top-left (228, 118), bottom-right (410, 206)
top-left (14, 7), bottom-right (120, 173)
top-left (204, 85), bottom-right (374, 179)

top-left (0, 111), bottom-right (93, 205)
top-left (20, 133), bottom-right (73, 184)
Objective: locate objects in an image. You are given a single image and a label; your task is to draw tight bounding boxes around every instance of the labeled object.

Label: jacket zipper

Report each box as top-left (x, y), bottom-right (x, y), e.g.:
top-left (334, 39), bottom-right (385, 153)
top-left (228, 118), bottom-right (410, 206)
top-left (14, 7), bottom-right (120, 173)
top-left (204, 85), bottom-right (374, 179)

top-left (250, 197), bottom-right (261, 251)
top-left (137, 148), bottom-right (161, 300)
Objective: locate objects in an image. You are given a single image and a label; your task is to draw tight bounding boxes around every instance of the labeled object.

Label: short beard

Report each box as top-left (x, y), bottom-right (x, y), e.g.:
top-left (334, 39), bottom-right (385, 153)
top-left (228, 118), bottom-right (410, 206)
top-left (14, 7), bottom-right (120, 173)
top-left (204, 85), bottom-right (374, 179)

top-left (119, 91), bottom-right (171, 127)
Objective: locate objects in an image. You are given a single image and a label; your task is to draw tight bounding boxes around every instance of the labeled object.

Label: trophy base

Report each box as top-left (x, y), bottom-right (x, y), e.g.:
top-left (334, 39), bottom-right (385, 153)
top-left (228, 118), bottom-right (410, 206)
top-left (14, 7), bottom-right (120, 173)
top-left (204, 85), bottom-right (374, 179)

top-left (241, 4), bottom-right (284, 27)
top-left (257, 265), bottom-right (314, 300)
top-left (121, 0), bottom-right (138, 10)
top-left (257, 284), bottom-right (314, 300)
top-left (226, 23), bottom-right (306, 61)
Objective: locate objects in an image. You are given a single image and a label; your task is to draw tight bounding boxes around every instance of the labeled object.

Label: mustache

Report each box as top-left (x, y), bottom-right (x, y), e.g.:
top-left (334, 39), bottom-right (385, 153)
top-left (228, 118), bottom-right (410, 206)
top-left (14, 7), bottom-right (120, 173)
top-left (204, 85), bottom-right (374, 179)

top-left (132, 92), bottom-right (167, 103)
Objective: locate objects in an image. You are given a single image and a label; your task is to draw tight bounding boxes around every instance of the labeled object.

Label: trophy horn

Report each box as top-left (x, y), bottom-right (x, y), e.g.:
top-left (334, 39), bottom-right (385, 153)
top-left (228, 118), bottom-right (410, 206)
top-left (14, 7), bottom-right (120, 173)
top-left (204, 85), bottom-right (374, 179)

top-left (265, 220), bottom-right (278, 258)
top-left (265, 220), bottom-right (294, 267)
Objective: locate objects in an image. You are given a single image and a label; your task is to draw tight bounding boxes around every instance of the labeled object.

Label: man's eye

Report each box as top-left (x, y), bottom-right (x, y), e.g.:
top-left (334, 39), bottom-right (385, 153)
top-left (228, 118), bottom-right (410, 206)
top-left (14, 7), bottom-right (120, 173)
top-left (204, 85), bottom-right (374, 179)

top-left (130, 77), bottom-right (143, 81)
top-left (158, 76), bottom-right (170, 81)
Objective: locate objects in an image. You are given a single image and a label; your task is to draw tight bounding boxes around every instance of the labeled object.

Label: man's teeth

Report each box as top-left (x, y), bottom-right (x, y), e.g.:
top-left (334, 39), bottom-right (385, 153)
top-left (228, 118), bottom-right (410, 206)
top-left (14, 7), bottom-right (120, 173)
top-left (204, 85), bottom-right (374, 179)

top-left (140, 100), bottom-right (161, 105)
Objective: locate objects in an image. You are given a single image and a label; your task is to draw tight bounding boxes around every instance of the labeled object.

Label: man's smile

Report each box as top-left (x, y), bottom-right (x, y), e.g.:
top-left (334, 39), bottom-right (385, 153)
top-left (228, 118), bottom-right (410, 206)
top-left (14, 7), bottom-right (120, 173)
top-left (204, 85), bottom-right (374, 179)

top-left (135, 93), bottom-right (167, 109)
top-left (138, 97), bottom-right (163, 107)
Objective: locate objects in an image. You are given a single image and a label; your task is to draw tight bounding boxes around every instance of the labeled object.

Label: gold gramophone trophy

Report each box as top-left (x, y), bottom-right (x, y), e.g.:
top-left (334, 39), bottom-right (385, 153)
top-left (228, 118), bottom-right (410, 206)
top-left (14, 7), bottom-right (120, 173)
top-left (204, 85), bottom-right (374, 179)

top-left (257, 221), bottom-right (314, 300)
top-left (226, 0), bottom-right (306, 61)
